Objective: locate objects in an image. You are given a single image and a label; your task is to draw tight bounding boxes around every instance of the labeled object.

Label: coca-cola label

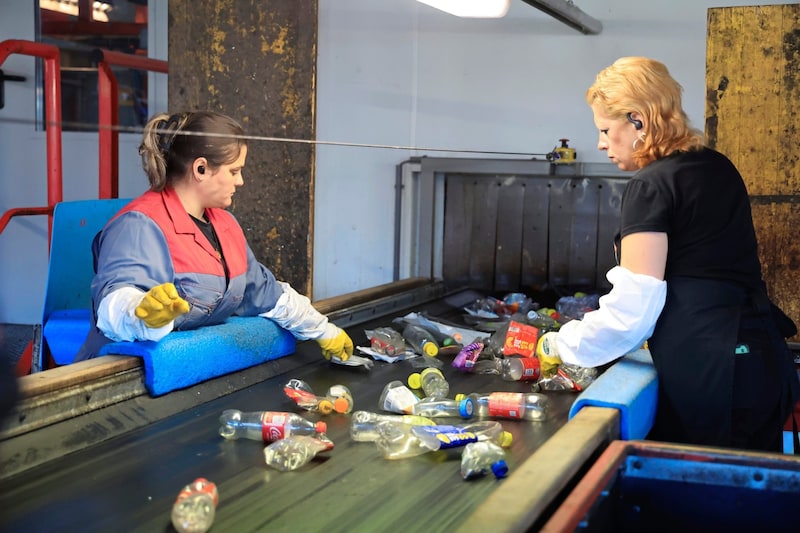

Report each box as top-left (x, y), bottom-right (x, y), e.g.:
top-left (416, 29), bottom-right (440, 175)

top-left (518, 356), bottom-right (541, 381)
top-left (261, 412), bottom-right (287, 442)
top-left (503, 320), bottom-right (540, 358)
top-left (174, 478), bottom-right (219, 506)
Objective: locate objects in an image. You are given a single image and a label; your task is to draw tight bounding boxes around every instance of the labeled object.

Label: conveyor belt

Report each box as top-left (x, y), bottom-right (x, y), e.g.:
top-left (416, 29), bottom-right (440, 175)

top-left (0, 284), bottom-right (619, 532)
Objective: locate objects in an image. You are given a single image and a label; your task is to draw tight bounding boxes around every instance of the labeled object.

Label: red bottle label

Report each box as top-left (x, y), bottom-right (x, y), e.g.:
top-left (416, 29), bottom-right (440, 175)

top-left (518, 356), bottom-right (541, 381)
top-left (503, 320), bottom-right (540, 358)
top-left (487, 392), bottom-right (524, 419)
top-left (261, 412), bottom-right (288, 442)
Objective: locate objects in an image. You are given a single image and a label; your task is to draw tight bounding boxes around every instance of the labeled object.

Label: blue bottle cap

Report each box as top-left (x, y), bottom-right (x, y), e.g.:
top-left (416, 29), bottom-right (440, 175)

top-left (491, 460), bottom-right (509, 478)
top-left (458, 397), bottom-right (474, 418)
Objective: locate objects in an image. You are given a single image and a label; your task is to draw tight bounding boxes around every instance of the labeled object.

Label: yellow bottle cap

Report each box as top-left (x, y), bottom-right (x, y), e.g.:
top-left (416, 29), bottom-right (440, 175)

top-left (500, 431), bottom-right (513, 447)
top-left (422, 342), bottom-right (438, 357)
top-left (454, 393), bottom-right (466, 402)
top-left (408, 372), bottom-right (422, 390)
top-left (318, 400), bottom-right (334, 415)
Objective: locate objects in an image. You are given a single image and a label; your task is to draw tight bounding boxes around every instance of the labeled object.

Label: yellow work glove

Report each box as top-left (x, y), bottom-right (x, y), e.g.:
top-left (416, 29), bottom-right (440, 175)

top-left (134, 282), bottom-right (190, 329)
top-left (536, 331), bottom-right (563, 378)
top-left (317, 326), bottom-right (354, 362)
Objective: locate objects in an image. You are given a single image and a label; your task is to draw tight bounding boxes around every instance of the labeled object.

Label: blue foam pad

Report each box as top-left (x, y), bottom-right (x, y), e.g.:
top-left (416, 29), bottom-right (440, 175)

top-left (99, 316), bottom-right (296, 396)
top-left (43, 309), bottom-right (92, 365)
top-left (568, 349), bottom-right (658, 440)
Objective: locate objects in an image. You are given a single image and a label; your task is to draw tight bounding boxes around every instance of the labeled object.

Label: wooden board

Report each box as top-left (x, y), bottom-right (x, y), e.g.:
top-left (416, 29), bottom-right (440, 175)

top-left (706, 4), bottom-right (800, 336)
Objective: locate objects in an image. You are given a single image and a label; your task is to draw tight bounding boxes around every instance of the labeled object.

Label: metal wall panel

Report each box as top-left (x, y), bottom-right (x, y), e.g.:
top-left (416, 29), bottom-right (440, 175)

top-left (398, 158), bottom-right (629, 295)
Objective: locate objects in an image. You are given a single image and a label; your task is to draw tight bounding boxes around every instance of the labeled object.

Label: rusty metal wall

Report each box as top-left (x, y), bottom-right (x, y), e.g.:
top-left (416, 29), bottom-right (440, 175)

top-left (167, 0), bottom-right (317, 294)
top-left (706, 4), bottom-right (800, 338)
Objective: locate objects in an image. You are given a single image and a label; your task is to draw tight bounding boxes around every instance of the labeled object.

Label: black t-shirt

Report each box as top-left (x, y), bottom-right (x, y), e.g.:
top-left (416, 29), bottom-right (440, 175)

top-left (616, 147), bottom-right (763, 289)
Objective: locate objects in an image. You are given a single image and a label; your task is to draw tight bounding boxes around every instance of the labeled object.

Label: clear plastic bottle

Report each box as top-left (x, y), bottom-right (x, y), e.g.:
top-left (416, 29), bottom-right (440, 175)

top-left (378, 380), bottom-right (421, 414)
top-left (407, 367), bottom-right (450, 399)
top-left (459, 420), bottom-right (513, 448)
top-left (350, 410), bottom-right (435, 442)
top-left (461, 441), bottom-right (509, 480)
top-left (402, 324), bottom-right (439, 357)
top-left (218, 410), bottom-right (327, 442)
top-left (375, 419), bottom-right (435, 459)
top-left (171, 478), bottom-right (218, 533)
top-left (455, 392), bottom-right (549, 421)
top-left (411, 397), bottom-right (474, 419)
top-left (365, 327), bottom-right (407, 356)
top-left (283, 379), bottom-right (351, 414)
top-left (263, 435), bottom-right (334, 471)
top-left (500, 356), bottom-right (541, 382)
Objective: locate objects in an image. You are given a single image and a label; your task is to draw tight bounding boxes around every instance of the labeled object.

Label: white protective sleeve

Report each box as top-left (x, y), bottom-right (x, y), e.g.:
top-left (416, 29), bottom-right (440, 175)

top-left (96, 286), bottom-right (174, 343)
top-left (260, 281), bottom-right (338, 340)
top-left (556, 266), bottom-right (666, 368)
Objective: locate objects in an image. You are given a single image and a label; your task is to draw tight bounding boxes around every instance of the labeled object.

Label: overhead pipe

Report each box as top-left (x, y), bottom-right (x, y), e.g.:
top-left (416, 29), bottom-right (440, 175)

top-left (520, 0), bottom-right (602, 35)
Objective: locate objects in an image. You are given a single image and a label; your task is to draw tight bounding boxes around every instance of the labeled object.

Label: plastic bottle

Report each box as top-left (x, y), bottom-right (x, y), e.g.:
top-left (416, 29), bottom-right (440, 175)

top-left (218, 410), bottom-right (327, 442)
top-left (375, 419), bottom-right (437, 459)
top-left (500, 356), bottom-right (541, 382)
top-left (455, 392), bottom-right (549, 421)
top-left (378, 380), bottom-right (421, 414)
top-left (459, 420), bottom-right (513, 448)
top-left (171, 478), bottom-right (218, 533)
top-left (283, 379), bottom-right (352, 414)
top-left (407, 367), bottom-right (450, 399)
top-left (350, 410), bottom-right (436, 442)
top-left (402, 324), bottom-right (439, 357)
top-left (461, 441), bottom-right (509, 480)
top-left (396, 315), bottom-right (461, 352)
top-left (365, 327), bottom-right (407, 356)
top-left (263, 435), bottom-right (334, 471)
top-left (411, 397), bottom-right (474, 419)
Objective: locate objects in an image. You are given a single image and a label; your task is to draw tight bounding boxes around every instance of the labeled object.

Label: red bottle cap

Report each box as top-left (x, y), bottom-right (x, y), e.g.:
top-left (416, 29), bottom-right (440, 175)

top-left (315, 421), bottom-right (327, 434)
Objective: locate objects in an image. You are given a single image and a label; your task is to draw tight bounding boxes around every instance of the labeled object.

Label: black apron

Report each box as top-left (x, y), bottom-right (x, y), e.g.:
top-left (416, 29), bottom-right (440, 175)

top-left (647, 277), bottom-right (799, 452)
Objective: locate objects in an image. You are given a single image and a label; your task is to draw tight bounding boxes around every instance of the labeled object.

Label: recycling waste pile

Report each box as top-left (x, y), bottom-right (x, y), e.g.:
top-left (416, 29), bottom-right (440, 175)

top-left (175, 291), bottom-right (602, 532)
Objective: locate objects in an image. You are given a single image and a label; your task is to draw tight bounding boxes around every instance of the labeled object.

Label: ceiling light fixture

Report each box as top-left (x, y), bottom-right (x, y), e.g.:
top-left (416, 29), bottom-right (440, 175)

top-left (416, 0), bottom-right (511, 18)
top-left (520, 0), bottom-right (602, 35)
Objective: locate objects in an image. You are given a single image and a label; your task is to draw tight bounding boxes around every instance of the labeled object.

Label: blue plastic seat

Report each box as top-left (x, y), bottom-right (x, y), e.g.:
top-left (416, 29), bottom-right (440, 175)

top-left (41, 198), bottom-right (132, 366)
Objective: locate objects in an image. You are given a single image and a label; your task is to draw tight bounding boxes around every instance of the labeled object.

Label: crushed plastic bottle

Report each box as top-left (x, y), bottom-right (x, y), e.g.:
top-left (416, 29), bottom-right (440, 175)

top-left (218, 410), bottom-right (327, 442)
top-left (500, 356), bottom-right (541, 382)
top-left (532, 364), bottom-right (598, 392)
top-left (411, 397), bottom-right (474, 419)
top-left (455, 391), bottom-right (549, 421)
top-left (350, 410), bottom-right (435, 442)
top-left (407, 367), bottom-right (450, 399)
top-left (263, 435), bottom-right (335, 471)
top-left (374, 419), bottom-right (435, 459)
top-left (461, 441), bottom-right (508, 480)
top-left (402, 324), bottom-right (439, 357)
top-left (171, 478), bottom-right (218, 533)
top-left (459, 420), bottom-right (513, 448)
top-left (283, 379), bottom-right (353, 414)
top-left (378, 380), bottom-right (421, 414)
top-left (365, 327), bottom-right (407, 356)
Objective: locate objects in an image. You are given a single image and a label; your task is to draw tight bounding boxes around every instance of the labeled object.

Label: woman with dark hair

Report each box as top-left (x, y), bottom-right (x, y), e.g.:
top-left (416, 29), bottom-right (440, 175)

top-left (537, 57), bottom-right (799, 451)
top-left (76, 111), bottom-right (353, 363)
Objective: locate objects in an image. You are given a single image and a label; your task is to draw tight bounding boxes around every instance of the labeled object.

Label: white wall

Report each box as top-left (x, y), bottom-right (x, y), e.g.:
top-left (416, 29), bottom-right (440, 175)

top-left (0, 0), bottom-right (794, 323)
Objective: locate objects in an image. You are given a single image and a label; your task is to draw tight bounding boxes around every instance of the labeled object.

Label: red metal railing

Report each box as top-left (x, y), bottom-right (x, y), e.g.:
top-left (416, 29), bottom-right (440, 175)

top-left (0, 39), bottom-right (62, 243)
top-left (93, 48), bottom-right (168, 199)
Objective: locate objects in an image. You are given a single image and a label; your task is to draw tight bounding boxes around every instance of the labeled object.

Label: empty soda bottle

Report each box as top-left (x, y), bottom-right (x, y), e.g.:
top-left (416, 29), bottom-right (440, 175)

top-left (374, 419), bottom-right (439, 459)
top-left (365, 327), bottom-right (407, 356)
top-left (500, 356), bottom-right (541, 382)
top-left (407, 367), bottom-right (450, 399)
top-left (402, 324), bottom-right (439, 357)
top-left (378, 380), bottom-right (421, 414)
top-left (263, 435), bottom-right (334, 471)
top-left (412, 397), bottom-right (474, 419)
top-left (218, 410), bottom-right (327, 442)
top-left (455, 392), bottom-right (549, 421)
top-left (459, 420), bottom-right (513, 448)
top-left (283, 379), bottom-right (352, 414)
top-left (461, 441), bottom-right (509, 480)
top-left (395, 315), bottom-right (462, 355)
top-left (350, 410), bottom-right (435, 442)
top-left (171, 478), bottom-right (218, 533)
